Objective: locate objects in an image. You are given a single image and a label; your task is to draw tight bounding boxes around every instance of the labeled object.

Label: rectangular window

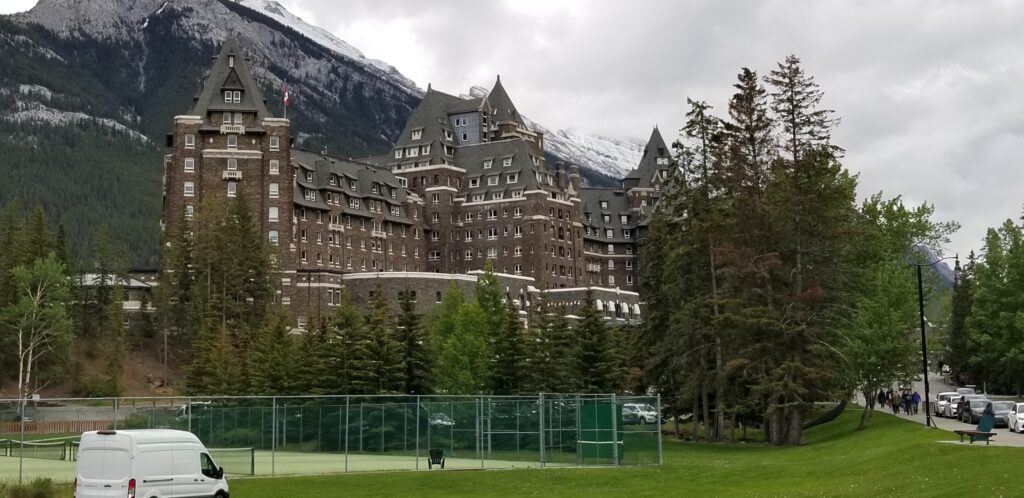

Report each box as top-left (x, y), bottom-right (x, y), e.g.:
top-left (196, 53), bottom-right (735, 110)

top-left (469, 178), bottom-right (480, 188)
top-left (483, 159), bottom-right (493, 169)
top-left (511, 190), bottom-right (522, 198)
top-left (492, 192), bottom-right (504, 200)
top-left (487, 176), bottom-right (499, 186)
top-left (506, 173), bottom-right (518, 183)
top-left (623, 229), bottom-right (631, 238)
top-left (227, 181), bottom-right (237, 197)
top-left (432, 194), bottom-right (439, 204)
top-left (222, 112), bottom-right (231, 124)
top-left (608, 244), bottom-right (614, 253)
top-left (513, 207), bottom-right (523, 218)
top-left (606, 229), bottom-right (614, 238)
top-left (269, 136), bottom-right (280, 151)
top-left (603, 214), bottom-right (611, 223)
top-left (626, 260), bottom-right (633, 269)
top-left (608, 260), bottom-right (615, 269)
top-left (269, 160), bottom-right (279, 175)
top-left (502, 157), bottom-right (512, 167)
top-left (185, 205), bottom-right (194, 218)
top-left (185, 134), bottom-right (195, 149)
top-left (268, 230), bottom-right (279, 244)
top-left (412, 129), bottom-right (423, 140)
top-left (227, 135), bottom-right (237, 149)
top-left (184, 158), bottom-right (195, 173)
top-left (600, 200), bottom-right (608, 209)
top-left (269, 183), bottom-right (279, 198)
top-left (227, 158), bottom-right (237, 171)
top-left (394, 149), bottom-right (403, 159)
top-left (232, 91), bottom-right (241, 104)
top-left (234, 112), bottom-right (242, 125)
top-left (184, 181), bottom-right (195, 197)
top-left (224, 91), bottom-right (231, 103)
top-left (608, 275), bottom-right (615, 285)
top-left (621, 215), bottom-right (629, 224)
top-left (269, 207), bottom-right (279, 222)
top-left (487, 247), bottom-right (497, 259)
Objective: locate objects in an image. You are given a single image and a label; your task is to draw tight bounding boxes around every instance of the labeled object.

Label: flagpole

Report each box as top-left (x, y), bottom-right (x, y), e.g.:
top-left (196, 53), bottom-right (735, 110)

top-left (283, 81), bottom-right (288, 120)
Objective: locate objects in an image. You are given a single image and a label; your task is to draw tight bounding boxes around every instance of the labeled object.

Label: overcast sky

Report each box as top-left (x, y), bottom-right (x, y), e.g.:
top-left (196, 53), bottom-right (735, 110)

top-left (3, 0), bottom-right (1022, 258)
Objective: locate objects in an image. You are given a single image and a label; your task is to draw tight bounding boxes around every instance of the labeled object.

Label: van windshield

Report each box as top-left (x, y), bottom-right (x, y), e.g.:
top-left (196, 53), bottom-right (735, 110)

top-left (78, 449), bottom-right (130, 480)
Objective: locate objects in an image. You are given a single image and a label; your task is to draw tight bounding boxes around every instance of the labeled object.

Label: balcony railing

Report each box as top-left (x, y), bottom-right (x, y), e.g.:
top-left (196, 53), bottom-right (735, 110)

top-left (222, 171), bottom-right (242, 180)
top-left (220, 124), bottom-right (246, 134)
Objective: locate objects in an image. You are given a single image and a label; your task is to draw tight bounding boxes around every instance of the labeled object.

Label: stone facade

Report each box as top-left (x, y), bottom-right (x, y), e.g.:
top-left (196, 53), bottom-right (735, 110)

top-left (161, 39), bottom-right (669, 329)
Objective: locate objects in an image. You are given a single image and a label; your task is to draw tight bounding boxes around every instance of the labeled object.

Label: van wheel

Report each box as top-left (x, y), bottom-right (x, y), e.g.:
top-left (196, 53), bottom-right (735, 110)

top-left (215, 492), bottom-right (228, 498)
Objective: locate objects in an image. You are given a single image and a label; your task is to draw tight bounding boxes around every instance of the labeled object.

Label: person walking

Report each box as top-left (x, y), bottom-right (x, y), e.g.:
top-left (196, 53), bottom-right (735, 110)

top-left (890, 391), bottom-right (899, 414)
top-left (877, 390), bottom-right (886, 410)
top-left (912, 391), bottom-right (921, 415)
top-left (902, 392), bottom-right (912, 415)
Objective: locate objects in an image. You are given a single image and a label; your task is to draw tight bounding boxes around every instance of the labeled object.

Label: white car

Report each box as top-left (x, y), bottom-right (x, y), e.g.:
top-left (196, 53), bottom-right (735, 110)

top-left (943, 395), bottom-right (963, 418)
top-left (1009, 402), bottom-right (1024, 432)
top-left (623, 403), bottom-right (659, 424)
top-left (934, 392), bottom-right (957, 418)
top-left (75, 429), bottom-right (229, 498)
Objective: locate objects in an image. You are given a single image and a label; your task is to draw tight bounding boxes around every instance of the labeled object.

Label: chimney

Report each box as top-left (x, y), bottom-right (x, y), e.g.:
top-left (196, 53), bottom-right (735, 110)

top-left (569, 164), bottom-right (580, 192)
top-left (555, 162), bottom-right (566, 189)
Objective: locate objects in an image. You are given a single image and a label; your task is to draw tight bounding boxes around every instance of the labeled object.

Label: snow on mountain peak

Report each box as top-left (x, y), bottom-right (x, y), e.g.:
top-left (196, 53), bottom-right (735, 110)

top-left (233, 0), bottom-right (421, 96)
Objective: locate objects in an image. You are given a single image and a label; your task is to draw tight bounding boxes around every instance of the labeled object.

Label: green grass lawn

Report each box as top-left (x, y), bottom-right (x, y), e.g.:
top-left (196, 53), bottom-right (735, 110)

top-left (222, 409), bottom-right (1022, 497)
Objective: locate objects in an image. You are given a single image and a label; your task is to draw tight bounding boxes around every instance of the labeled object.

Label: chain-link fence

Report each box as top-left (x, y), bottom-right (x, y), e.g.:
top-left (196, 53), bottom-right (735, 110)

top-left (1, 394), bottom-right (661, 482)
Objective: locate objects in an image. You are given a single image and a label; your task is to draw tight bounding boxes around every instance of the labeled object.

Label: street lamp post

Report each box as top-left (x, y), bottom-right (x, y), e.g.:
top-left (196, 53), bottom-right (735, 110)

top-left (915, 253), bottom-right (958, 428)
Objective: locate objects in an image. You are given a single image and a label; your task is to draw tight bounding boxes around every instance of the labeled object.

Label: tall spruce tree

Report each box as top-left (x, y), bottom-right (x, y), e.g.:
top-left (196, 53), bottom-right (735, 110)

top-left (475, 261), bottom-right (506, 334)
top-left (295, 324), bottom-right (332, 395)
top-left (575, 289), bottom-right (620, 393)
top-left (947, 252), bottom-right (976, 384)
top-left (396, 288), bottom-right (432, 394)
top-left (248, 312), bottom-right (297, 396)
top-left (326, 288), bottom-right (372, 394)
top-left (363, 281), bottom-right (403, 393)
top-left (492, 299), bottom-right (527, 394)
top-left (764, 54), bottom-right (840, 163)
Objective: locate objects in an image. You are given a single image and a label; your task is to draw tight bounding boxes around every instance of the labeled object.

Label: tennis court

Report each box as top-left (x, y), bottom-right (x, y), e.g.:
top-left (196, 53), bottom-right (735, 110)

top-left (1, 394), bottom-right (661, 483)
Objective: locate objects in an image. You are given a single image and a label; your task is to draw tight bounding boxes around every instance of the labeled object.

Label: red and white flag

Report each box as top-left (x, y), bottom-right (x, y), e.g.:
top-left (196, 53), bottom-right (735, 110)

top-left (283, 83), bottom-right (290, 107)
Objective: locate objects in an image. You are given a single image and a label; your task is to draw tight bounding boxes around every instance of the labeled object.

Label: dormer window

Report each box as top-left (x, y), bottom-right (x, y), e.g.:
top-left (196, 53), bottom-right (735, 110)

top-left (469, 178), bottom-right (480, 188)
top-left (233, 91), bottom-right (241, 103)
top-left (350, 180), bottom-right (357, 190)
top-left (483, 160), bottom-right (493, 169)
top-left (306, 171), bottom-right (313, 182)
top-left (502, 157), bottom-right (513, 167)
top-left (444, 130), bottom-right (453, 140)
top-left (228, 56), bottom-right (235, 68)
top-left (411, 129), bottom-right (423, 140)
top-left (487, 176), bottom-right (499, 186)
top-left (600, 200), bottom-right (608, 210)
top-left (395, 149), bottom-right (403, 159)
top-left (506, 173), bottom-right (518, 184)
top-left (224, 91), bottom-right (231, 103)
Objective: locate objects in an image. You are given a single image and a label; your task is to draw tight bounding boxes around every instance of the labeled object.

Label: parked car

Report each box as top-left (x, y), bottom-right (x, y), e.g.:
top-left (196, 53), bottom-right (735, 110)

top-left (991, 401), bottom-right (1016, 428)
top-left (956, 386), bottom-right (976, 396)
top-left (622, 405), bottom-right (643, 425)
top-left (1008, 403), bottom-right (1024, 432)
top-left (74, 429), bottom-right (228, 498)
top-left (935, 392), bottom-right (957, 418)
top-left (958, 398), bottom-right (991, 424)
top-left (429, 413), bottom-right (455, 427)
top-left (623, 403), bottom-right (659, 424)
top-left (943, 395), bottom-right (963, 418)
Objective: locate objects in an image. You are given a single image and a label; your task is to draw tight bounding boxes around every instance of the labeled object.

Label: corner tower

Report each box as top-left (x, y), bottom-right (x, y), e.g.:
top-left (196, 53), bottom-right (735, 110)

top-left (163, 38), bottom-right (293, 259)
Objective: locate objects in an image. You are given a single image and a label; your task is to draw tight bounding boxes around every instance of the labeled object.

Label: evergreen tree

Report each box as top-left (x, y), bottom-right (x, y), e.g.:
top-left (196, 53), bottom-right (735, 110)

top-left (725, 67), bottom-right (774, 195)
top-left (295, 324), bottom-right (332, 395)
top-left (104, 282), bottom-right (127, 396)
top-left (575, 289), bottom-right (620, 393)
top-left (363, 281), bottom-right (403, 393)
top-left (525, 293), bottom-right (578, 393)
top-left (947, 252), bottom-right (976, 384)
top-left (435, 302), bottom-right (492, 394)
top-left (326, 288), bottom-right (371, 394)
top-left (249, 312), bottom-right (298, 396)
top-left (429, 282), bottom-right (465, 362)
top-left (397, 288), bottom-right (432, 394)
top-left (764, 54), bottom-right (840, 163)
top-left (492, 299), bottom-right (527, 394)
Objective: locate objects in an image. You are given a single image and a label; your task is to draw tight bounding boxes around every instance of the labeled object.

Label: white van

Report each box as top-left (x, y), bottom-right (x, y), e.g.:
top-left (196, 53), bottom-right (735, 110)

top-left (74, 429), bottom-right (229, 498)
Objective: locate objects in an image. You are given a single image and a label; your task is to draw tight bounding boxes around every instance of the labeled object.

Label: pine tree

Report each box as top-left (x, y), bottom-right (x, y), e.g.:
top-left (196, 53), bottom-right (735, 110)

top-left (396, 288), bottom-right (432, 394)
top-left (575, 289), bottom-right (620, 393)
top-left (492, 300), bottom-right (526, 394)
top-left (435, 302), bottom-right (492, 394)
top-left (764, 54), bottom-right (840, 163)
top-left (525, 293), bottom-right (579, 393)
top-left (725, 67), bottom-right (774, 195)
top-left (104, 282), bottom-right (127, 396)
top-left (947, 252), bottom-right (976, 383)
top-left (429, 282), bottom-right (465, 362)
top-left (295, 324), bottom-right (332, 395)
top-left (363, 281), bottom-right (403, 393)
top-left (325, 288), bottom-right (371, 394)
top-left (248, 312), bottom-right (298, 396)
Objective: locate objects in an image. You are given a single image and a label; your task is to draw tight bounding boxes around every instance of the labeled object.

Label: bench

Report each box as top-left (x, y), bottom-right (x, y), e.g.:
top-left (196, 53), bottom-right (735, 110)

top-left (953, 430), bottom-right (996, 445)
top-left (427, 448), bottom-right (445, 469)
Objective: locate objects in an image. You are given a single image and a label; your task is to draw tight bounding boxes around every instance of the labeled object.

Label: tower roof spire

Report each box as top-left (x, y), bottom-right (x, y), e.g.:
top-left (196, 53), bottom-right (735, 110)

top-left (189, 37), bottom-right (272, 120)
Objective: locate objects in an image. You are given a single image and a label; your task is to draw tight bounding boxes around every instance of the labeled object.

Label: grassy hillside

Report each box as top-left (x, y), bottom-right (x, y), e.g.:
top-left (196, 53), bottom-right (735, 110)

top-left (220, 409), bottom-right (1020, 497)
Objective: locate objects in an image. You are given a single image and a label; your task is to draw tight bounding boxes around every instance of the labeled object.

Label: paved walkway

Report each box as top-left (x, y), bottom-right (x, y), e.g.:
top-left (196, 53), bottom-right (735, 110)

top-left (864, 373), bottom-right (1024, 448)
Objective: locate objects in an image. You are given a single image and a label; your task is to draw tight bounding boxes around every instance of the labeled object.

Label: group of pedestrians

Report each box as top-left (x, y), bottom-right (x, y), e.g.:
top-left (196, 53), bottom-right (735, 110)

top-left (876, 389), bottom-right (921, 415)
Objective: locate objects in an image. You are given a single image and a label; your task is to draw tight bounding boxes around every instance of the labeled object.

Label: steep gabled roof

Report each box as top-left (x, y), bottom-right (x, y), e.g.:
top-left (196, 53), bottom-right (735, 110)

top-left (623, 126), bottom-right (672, 188)
top-left (486, 75), bottom-right (524, 126)
top-left (190, 37), bottom-right (272, 120)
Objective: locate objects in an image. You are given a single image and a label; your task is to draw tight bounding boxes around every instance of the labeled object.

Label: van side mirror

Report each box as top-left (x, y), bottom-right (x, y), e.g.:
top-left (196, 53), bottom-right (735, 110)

top-left (218, 467), bottom-right (225, 479)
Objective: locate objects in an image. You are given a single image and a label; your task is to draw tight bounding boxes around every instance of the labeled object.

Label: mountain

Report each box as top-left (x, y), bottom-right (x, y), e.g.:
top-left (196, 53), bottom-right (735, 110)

top-left (0, 0), bottom-right (639, 264)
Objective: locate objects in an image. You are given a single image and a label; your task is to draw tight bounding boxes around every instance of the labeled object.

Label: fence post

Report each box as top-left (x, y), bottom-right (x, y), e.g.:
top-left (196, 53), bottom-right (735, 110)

top-left (576, 393), bottom-right (582, 467)
top-left (344, 396), bottom-right (350, 473)
top-left (113, 398), bottom-right (119, 430)
top-left (478, 397), bottom-right (484, 469)
top-left (187, 397), bottom-right (192, 433)
top-left (18, 397), bottom-right (24, 485)
top-left (538, 393), bottom-right (545, 468)
top-left (271, 397), bottom-right (277, 476)
top-left (610, 394), bottom-right (619, 466)
top-left (415, 395), bottom-right (420, 470)
top-left (656, 394), bottom-right (663, 466)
